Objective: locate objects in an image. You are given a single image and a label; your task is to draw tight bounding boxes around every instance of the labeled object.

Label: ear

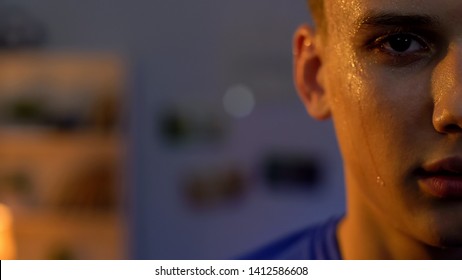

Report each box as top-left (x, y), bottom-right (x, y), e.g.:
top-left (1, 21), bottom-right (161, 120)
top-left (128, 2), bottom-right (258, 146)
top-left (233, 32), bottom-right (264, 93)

top-left (293, 25), bottom-right (331, 120)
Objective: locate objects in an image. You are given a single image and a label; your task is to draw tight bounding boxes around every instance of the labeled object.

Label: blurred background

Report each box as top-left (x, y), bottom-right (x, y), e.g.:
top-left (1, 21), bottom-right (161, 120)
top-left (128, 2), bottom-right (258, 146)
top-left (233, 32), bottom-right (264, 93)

top-left (0, 0), bottom-right (344, 260)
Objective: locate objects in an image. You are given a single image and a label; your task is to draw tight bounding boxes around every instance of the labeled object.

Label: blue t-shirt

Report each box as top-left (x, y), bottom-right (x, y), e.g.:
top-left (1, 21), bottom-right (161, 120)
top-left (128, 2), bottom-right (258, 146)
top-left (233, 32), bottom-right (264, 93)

top-left (242, 216), bottom-right (343, 260)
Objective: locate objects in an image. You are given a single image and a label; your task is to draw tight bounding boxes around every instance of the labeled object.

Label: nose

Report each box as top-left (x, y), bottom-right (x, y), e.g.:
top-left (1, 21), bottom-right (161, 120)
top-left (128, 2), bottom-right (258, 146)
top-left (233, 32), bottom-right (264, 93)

top-left (432, 43), bottom-right (462, 133)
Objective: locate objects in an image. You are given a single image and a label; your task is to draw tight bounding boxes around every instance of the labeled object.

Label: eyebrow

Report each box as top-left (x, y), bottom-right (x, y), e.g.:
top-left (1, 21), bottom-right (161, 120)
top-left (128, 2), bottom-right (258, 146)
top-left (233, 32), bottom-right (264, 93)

top-left (356, 12), bottom-right (441, 29)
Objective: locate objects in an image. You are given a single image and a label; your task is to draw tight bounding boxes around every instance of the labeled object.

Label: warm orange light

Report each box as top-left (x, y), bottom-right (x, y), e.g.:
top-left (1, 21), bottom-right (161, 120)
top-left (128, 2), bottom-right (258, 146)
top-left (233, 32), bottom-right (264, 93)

top-left (0, 204), bottom-right (16, 260)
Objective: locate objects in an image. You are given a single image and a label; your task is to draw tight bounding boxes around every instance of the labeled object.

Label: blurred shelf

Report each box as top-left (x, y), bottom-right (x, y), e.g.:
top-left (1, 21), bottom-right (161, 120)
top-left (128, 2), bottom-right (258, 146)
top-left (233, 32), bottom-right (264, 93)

top-left (0, 129), bottom-right (122, 158)
top-left (0, 51), bottom-right (124, 90)
top-left (12, 209), bottom-right (126, 259)
top-left (13, 208), bottom-right (122, 228)
top-left (0, 51), bottom-right (127, 260)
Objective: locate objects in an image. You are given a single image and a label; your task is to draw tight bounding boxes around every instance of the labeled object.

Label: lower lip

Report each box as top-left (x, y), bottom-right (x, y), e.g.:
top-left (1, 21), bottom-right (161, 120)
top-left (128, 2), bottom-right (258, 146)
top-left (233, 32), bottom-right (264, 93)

top-left (420, 176), bottom-right (462, 198)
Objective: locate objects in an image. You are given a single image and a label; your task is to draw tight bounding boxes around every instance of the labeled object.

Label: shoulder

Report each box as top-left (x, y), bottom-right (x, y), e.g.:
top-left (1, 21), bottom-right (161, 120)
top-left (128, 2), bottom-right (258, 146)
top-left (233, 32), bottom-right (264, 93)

top-left (240, 216), bottom-right (343, 260)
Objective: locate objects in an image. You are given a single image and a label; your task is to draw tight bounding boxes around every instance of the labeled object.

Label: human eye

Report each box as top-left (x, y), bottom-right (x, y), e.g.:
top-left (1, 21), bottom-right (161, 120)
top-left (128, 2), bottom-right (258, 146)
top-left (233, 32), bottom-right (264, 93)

top-left (378, 34), bottom-right (430, 55)
top-left (375, 33), bottom-right (430, 55)
top-left (365, 31), bottom-right (438, 66)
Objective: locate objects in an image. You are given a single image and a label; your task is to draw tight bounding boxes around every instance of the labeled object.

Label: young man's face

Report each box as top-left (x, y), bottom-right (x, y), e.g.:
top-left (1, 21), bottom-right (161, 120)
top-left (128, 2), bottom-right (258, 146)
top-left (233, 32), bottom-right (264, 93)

top-left (301, 0), bottom-right (462, 247)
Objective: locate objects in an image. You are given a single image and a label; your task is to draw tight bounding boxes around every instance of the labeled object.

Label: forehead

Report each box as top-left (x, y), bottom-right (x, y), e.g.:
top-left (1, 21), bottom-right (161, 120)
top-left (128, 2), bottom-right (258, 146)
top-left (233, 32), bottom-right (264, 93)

top-left (324, 0), bottom-right (462, 29)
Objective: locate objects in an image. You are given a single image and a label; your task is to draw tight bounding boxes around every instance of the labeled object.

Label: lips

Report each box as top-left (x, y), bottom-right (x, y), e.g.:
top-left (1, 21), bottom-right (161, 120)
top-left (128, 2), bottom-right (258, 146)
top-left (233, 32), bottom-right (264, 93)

top-left (418, 157), bottom-right (462, 198)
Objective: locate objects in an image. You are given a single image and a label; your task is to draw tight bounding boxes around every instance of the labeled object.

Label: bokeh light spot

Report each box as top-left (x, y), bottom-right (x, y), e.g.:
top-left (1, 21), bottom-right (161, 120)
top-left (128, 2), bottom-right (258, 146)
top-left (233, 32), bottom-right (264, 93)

top-left (223, 84), bottom-right (255, 118)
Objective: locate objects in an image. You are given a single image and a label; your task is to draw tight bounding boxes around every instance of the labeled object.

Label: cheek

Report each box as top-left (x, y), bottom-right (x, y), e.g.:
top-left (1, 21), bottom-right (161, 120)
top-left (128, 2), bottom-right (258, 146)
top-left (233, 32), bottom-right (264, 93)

top-left (358, 68), bottom-right (433, 153)
top-left (325, 65), bottom-right (378, 178)
top-left (327, 62), bottom-right (434, 185)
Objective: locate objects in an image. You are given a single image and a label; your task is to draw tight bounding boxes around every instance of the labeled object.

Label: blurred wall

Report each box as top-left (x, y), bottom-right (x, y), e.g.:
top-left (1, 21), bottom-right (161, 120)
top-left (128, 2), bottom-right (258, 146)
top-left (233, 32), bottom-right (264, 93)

top-left (12, 0), bottom-right (345, 259)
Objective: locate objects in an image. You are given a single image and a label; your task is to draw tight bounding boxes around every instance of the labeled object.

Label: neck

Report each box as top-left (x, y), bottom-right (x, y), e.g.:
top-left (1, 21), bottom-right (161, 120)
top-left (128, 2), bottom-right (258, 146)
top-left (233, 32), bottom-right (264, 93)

top-left (337, 171), bottom-right (462, 259)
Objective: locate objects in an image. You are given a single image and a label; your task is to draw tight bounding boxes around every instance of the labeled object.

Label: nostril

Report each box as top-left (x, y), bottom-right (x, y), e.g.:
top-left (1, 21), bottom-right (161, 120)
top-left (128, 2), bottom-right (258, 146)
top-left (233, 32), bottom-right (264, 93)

top-left (443, 124), bottom-right (462, 133)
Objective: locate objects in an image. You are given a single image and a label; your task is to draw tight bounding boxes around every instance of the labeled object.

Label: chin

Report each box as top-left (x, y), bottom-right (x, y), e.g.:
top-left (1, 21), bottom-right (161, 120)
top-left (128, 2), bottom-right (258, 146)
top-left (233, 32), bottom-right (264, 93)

top-left (422, 212), bottom-right (462, 249)
top-left (432, 233), bottom-right (462, 249)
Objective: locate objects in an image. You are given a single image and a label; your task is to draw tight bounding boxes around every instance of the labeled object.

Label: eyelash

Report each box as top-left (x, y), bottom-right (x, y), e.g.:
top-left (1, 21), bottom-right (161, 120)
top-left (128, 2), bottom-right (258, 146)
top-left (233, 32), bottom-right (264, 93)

top-left (373, 33), bottom-right (430, 55)
top-left (365, 30), bottom-right (438, 66)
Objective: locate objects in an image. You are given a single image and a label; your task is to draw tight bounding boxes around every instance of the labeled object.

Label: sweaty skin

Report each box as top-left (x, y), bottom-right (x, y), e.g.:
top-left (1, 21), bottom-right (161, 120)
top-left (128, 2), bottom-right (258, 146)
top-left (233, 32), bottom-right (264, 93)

top-left (296, 0), bottom-right (462, 259)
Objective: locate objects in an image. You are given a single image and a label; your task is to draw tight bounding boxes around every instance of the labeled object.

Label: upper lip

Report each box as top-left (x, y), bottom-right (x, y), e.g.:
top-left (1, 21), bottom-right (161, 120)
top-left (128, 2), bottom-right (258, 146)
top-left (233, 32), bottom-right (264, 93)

top-left (420, 156), bottom-right (462, 176)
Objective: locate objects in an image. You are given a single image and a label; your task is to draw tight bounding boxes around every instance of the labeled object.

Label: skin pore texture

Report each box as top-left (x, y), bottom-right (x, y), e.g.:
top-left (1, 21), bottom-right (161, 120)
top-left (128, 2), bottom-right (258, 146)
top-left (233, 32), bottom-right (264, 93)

top-left (294, 0), bottom-right (462, 259)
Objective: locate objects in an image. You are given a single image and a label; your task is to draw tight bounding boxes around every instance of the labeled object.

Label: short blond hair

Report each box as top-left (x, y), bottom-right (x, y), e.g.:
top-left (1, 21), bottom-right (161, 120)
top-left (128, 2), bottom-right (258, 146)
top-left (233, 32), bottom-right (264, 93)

top-left (307, 0), bottom-right (325, 30)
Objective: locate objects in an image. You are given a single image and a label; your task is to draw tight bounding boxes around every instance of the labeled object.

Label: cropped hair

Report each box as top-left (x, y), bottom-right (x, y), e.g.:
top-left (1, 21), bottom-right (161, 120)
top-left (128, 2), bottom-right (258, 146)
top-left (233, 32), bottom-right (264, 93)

top-left (307, 0), bottom-right (325, 30)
